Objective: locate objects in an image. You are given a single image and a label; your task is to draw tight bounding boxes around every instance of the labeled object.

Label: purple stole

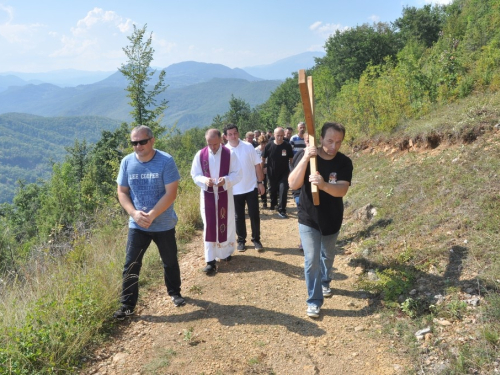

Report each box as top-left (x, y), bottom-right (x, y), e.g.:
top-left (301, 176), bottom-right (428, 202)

top-left (200, 145), bottom-right (231, 242)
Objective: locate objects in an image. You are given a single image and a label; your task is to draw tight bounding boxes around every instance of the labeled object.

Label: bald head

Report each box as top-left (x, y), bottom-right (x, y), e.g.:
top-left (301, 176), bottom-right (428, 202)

top-left (206, 128), bottom-right (221, 139)
top-left (273, 127), bottom-right (285, 145)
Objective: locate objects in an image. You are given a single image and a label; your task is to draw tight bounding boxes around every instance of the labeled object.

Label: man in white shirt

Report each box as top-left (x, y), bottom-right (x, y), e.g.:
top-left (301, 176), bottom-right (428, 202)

top-left (224, 124), bottom-right (266, 251)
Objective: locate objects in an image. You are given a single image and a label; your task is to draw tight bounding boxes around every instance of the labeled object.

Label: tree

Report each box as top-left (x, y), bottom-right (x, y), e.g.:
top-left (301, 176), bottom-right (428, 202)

top-left (316, 23), bottom-right (402, 92)
top-left (276, 104), bottom-right (290, 127)
top-left (258, 75), bottom-right (301, 129)
top-left (119, 24), bottom-right (168, 134)
top-left (65, 139), bottom-right (90, 183)
top-left (223, 95), bottom-right (252, 132)
top-left (393, 5), bottom-right (446, 48)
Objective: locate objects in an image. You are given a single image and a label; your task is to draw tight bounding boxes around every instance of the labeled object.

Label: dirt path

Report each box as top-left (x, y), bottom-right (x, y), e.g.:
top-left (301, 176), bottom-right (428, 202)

top-left (82, 196), bottom-right (408, 375)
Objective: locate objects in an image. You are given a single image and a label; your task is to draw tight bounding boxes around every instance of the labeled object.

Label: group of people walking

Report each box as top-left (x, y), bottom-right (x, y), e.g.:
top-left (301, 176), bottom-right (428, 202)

top-left (113, 120), bottom-right (352, 320)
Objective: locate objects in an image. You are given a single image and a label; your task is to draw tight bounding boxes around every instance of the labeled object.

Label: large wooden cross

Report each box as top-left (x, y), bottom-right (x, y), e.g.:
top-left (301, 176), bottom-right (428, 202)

top-left (298, 69), bottom-right (319, 205)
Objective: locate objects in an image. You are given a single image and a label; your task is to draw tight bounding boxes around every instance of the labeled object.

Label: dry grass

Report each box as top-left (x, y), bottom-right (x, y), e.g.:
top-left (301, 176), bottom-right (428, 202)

top-left (341, 121), bottom-right (500, 373)
top-left (0, 184), bottom-right (201, 374)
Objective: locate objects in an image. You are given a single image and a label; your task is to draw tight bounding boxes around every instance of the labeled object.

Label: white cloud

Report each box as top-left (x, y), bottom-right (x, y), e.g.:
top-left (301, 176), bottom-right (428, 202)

top-left (51, 7), bottom-right (133, 68)
top-left (151, 32), bottom-right (177, 54)
top-left (368, 15), bottom-right (380, 23)
top-left (309, 21), bottom-right (348, 38)
top-left (71, 8), bottom-right (132, 36)
top-left (0, 4), bottom-right (44, 44)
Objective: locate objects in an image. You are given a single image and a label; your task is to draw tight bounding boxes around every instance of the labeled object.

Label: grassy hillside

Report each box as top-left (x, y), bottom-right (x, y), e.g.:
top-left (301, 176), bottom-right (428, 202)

top-left (1, 93), bottom-right (498, 374)
top-left (0, 113), bottom-right (122, 203)
top-left (340, 92), bottom-right (500, 373)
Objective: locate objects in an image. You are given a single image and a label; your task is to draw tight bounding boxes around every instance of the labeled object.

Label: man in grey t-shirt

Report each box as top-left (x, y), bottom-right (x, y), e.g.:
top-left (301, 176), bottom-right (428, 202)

top-left (114, 125), bottom-right (185, 319)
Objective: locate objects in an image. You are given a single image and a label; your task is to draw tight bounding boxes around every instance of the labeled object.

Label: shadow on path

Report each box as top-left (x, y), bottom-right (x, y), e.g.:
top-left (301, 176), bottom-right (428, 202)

top-left (139, 297), bottom-right (326, 337)
top-left (217, 254), bottom-right (306, 279)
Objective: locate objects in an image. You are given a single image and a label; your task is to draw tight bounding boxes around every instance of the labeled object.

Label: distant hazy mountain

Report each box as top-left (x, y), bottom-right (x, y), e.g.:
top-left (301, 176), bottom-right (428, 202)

top-left (93, 61), bottom-right (262, 89)
top-left (242, 51), bottom-right (326, 80)
top-left (0, 71), bottom-right (281, 130)
top-left (0, 75), bottom-right (30, 92)
top-left (164, 61), bottom-right (261, 88)
top-left (0, 69), bottom-right (115, 87)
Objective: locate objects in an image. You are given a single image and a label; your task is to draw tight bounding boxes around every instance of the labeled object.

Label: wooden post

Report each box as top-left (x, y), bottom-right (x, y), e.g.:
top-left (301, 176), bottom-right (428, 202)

top-left (298, 69), bottom-right (320, 205)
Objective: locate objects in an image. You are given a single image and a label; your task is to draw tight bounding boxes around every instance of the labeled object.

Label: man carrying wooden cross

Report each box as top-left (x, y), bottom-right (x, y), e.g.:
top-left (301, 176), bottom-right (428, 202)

top-left (289, 122), bottom-right (353, 318)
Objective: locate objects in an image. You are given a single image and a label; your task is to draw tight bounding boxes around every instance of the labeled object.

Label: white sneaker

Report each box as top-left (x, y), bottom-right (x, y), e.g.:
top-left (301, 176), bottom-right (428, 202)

top-left (322, 286), bottom-right (333, 297)
top-left (306, 305), bottom-right (320, 318)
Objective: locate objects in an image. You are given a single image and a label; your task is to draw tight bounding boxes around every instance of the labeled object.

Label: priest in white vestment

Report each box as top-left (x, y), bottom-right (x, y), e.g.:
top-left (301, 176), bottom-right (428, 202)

top-left (191, 129), bottom-right (242, 274)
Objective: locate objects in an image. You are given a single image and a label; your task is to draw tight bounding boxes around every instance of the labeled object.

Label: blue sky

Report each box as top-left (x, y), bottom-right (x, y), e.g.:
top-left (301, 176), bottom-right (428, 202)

top-left (0, 0), bottom-right (452, 73)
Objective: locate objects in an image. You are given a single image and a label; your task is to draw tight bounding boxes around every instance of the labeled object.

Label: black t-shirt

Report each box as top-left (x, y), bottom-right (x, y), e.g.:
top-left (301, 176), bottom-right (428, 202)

top-left (292, 150), bottom-right (353, 236)
top-left (262, 141), bottom-right (294, 180)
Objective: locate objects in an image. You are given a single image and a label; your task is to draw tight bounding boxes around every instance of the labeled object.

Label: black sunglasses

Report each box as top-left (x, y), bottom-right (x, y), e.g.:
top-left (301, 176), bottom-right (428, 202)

top-left (130, 138), bottom-right (151, 146)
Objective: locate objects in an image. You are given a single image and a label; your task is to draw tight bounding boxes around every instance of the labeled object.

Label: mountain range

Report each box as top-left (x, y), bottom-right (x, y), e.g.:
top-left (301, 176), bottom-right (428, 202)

top-left (0, 67), bottom-right (281, 130)
top-left (0, 51), bottom-right (322, 202)
top-left (0, 51), bottom-right (325, 88)
top-left (243, 51), bottom-right (325, 80)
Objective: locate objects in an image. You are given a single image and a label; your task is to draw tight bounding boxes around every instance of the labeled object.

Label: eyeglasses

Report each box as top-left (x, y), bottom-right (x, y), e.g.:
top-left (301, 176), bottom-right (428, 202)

top-left (130, 138), bottom-right (151, 146)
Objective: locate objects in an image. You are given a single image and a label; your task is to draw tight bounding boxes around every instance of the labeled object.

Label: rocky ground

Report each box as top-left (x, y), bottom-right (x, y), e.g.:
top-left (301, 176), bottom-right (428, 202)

top-left (81, 197), bottom-right (410, 375)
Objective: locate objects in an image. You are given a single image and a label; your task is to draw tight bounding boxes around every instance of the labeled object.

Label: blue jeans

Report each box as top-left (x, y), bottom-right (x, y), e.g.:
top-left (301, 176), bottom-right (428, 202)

top-left (121, 228), bottom-right (181, 308)
top-left (299, 224), bottom-right (339, 308)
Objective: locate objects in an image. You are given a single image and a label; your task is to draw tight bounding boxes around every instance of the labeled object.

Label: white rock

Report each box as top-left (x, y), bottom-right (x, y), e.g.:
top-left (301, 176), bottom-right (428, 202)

top-left (415, 327), bottom-right (431, 337)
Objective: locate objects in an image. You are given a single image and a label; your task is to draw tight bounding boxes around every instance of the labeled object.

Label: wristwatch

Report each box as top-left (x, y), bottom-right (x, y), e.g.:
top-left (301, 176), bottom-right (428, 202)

top-left (257, 181), bottom-right (263, 184)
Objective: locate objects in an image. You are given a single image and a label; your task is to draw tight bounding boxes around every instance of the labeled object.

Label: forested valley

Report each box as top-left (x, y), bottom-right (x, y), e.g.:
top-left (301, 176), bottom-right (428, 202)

top-left (1, 0), bottom-right (499, 373)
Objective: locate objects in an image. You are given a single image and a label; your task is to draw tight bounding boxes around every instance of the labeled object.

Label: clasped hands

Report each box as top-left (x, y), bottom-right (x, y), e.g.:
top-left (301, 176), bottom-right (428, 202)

top-left (205, 177), bottom-right (225, 188)
top-left (132, 210), bottom-right (153, 229)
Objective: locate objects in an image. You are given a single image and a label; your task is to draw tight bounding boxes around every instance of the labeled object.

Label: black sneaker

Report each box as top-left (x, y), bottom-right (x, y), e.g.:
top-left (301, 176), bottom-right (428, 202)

top-left (221, 255), bottom-right (232, 262)
top-left (262, 202), bottom-right (268, 208)
top-left (278, 212), bottom-right (288, 219)
top-left (237, 242), bottom-right (246, 252)
top-left (171, 294), bottom-right (186, 307)
top-left (113, 305), bottom-right (135, 320)
top-left (253, 240), bottom-right (264, 252)
top-left (203, 262), bottom-right (217, 274)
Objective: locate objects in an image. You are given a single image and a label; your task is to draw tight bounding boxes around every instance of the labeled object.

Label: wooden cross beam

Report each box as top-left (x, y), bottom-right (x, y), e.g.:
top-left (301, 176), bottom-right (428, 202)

top-left (298, 69), bottom-right (319, 205)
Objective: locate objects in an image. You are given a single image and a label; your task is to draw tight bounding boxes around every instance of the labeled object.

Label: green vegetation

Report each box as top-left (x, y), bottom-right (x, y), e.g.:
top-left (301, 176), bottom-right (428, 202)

top-left (1, 2), bottom-right (500, 373)
top-left (142, 348), bottom-right (176, 374)
top-left (119, 24), bottom-right (168, 132)
top-left (0, 113), bottom-right (123, 203)
top-left (340, 91), bottom-right (499, 373)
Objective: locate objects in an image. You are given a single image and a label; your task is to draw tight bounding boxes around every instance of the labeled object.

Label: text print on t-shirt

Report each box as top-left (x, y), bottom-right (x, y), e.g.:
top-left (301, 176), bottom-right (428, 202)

top-left (130, 173), bottom-right (162, 211)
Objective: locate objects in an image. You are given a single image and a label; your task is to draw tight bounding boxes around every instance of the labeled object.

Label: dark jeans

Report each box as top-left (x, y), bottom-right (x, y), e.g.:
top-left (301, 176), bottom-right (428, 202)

top-left (121, 228), bottom-right (181, 308)
top-left (269, 174), bottom-right (289, 214)
top-left (260, 174), bottom-right (268, 204)
top-left (234, 188), bottom-right (260, 244)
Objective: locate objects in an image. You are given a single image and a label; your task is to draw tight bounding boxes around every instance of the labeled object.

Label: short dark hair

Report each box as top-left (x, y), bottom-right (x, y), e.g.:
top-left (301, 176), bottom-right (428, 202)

top-left (286, 126), bottom-right (293, 132)
top-left (223, 124), bottom-right (238, 136)
top-left (132, 125), bottom-right (153, 139)
top-left (321, 122), bottom-right (346, 138)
